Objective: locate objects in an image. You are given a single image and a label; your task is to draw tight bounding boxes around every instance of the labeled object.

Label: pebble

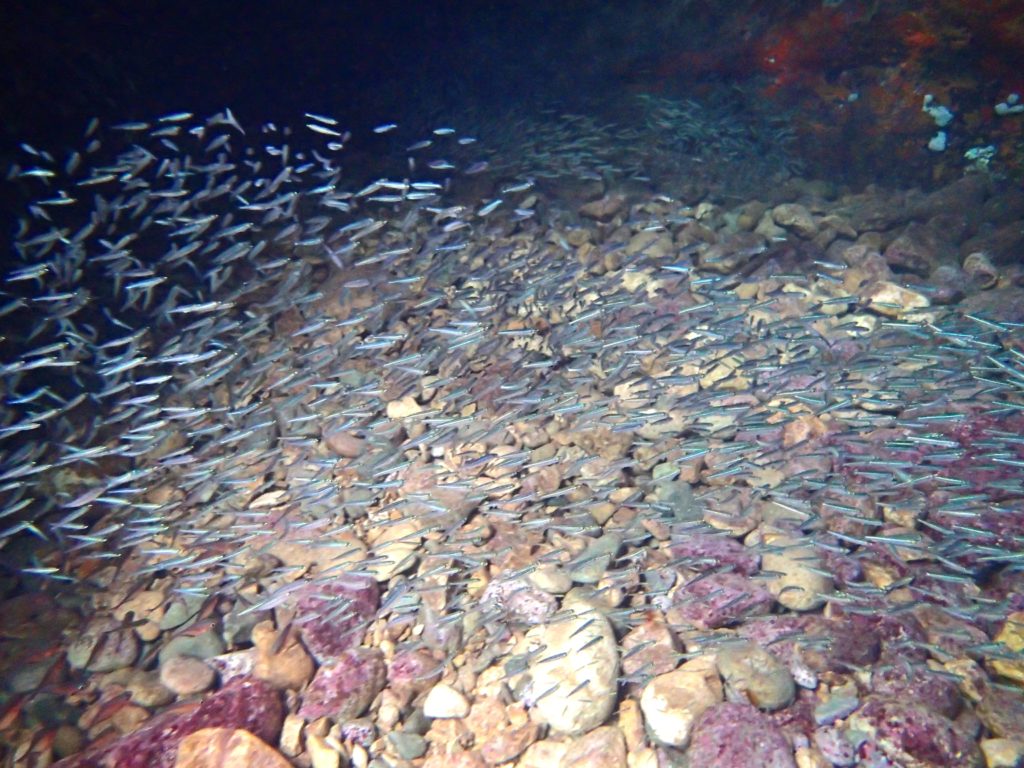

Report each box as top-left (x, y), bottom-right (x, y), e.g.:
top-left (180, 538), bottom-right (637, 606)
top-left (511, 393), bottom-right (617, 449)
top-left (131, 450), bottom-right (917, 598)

top-left (174, 727), bottom-right (292, 768)
top-left (568, 531), bottom-right (622, 584)
top-left (715, 641), bottom-right (795, 711)
top-left (465, 698), bottom-right (538, 764)
top-left (158, 628), bottom-right (226, 666)
top-left (979, 738), bottom-right (1024, 768)
top-left (862, 280), bottom-right (931, 318)
top-left (771, 203), bottom-right (817, 238)
top-left (159, 656), bottom-right (216, 696)
top-left (322, 427), bottom-right (366, 457)
top-left (620, 618), bottom-right (679, 679)
top-left (813, 691), bottom-right (860, 726)
top-left (388, 731), bottom-right (428, 760)
top-left (761, 535), bottom-right (833, 611)
top-left (66, 621), bottom-right (140, 673)
top-left (989, 611), bottom-right (1024, 686)
top-left (639, 655), bottom-right (723, 748)
top-left (423, 682), bottom-right (470, 719)
top-left (251, 620), bottom-right (315, 691)
top-left (559, 726), bottom-right (627, 768)
top-left (526, 563), bottom-right (573, 594)
top-left (524, 603), bottom-right (619, 735)
top-left (306, 733), bottom-right (342, 768)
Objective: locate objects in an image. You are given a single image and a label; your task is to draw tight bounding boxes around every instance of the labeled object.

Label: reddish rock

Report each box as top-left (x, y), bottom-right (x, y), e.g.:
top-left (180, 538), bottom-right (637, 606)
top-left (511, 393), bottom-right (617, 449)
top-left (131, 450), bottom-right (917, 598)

top-left (292, 575), bottom-right (379, 663)
top-left (668, 533), bottom-right (760, 576)
top-left (849, 696), bottom-right (982, 768)
top-left (686, 702), bottom-right (797, 768)
top-left (480, 577), bottom-right (557, 626)
top-left (961, 219), bottom-right (1024, 266)
top-left (870, 664), bottom-right (962, 720)
top-left (54, 678), bottom-right (283, 768)
top-left (388, 647), bottom-right (443, 701)
top-left (668, 572), bottom-right (772, 629)
top-left (298, 647), bottom-right (386, 721)
top-left (883, 222), bottom-right (956, 276)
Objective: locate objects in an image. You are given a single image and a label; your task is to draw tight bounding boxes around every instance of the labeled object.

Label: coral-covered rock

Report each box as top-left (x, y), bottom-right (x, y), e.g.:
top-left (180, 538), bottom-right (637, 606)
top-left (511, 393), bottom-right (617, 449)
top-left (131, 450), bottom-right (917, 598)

top-left (668, 533), bottom-right (760, 576)
top-left (870, 664), bottom-right (962, 720)
top-left (54, 678), bottom-right (283, 768)
top-left (292, 575), bottom-right (379, 663)
top-left (668, 572), bottom-right (773, 629)
top-left (299, 647), bottom-right (385, 721)
top-left (977, 686), bottom-right (1024, 739)
top-left (847, 696), bottom-right (982, 768)
top-left (388, 646), bottom-right (443, 701)
top-left (481, 577), bottom-right (557, 626)
top-left (686, 702), bottom-right (797, 768)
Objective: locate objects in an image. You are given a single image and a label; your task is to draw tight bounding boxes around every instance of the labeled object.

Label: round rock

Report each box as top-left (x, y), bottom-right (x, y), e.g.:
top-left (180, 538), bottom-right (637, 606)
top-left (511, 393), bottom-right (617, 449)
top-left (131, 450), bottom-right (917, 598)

top-left (160, 655), bottom-right (216, 696)
top-left (715, 641), bottom-right (795, 711)
top-left (639, 655), bottom-right (723, 748)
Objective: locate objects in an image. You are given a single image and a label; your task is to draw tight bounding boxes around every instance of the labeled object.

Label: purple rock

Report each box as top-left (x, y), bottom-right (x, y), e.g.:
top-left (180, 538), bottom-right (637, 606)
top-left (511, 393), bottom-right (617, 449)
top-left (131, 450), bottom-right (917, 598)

top-left (669, 572), bottom-right (772, 629)
top-left (851, 696), bottom-right (982, 768)
top-left (687, 702), bottom-right (797, 768)
top-left (481, 577), bottom-right (557, 626)
top-left (299, 647), bottom-right (386, 721)
top-left (668, 533), bottom-right (760, 576)
top-left (387, 647), bottom-right (442, 694)
top-left (292, 575), bottom-right (379, 663)
top-left (53, 677), bottom-right (283, 768)
top-left (870, 663), bottom-right (962, 720)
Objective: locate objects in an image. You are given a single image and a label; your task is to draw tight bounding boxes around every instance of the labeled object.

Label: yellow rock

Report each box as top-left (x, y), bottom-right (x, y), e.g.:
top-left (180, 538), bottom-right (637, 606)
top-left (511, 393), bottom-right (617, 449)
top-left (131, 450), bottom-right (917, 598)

top-left (980, 738), bottom-right (1024, 768)
top-left (990, 612), bottom-right (1024, 685)
top-left (174, 727), bottom-right (292, 768)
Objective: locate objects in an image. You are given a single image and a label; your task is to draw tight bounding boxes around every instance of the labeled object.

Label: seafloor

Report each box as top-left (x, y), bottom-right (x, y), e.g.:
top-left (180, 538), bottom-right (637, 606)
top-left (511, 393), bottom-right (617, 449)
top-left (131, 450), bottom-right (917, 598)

top-left (1, 101), bottom-right (1024, 768)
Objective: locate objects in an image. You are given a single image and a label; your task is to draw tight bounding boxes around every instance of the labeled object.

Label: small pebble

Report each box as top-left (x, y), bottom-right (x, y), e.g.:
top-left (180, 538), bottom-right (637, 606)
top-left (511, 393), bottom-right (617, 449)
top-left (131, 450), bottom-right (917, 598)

top-left (423, 682), bottom-right (470, 719)
top-left (159, 655), bottom-right (216, 696)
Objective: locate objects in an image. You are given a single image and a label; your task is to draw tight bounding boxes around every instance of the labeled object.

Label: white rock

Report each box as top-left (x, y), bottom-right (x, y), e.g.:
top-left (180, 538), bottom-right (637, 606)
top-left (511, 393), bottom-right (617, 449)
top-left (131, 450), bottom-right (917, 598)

top-left (640, 656), bottom-right (723, 748)
top-left (423, 682), bottom-right (470, 719)
top-left (524, 604), bottom-right (619, 735)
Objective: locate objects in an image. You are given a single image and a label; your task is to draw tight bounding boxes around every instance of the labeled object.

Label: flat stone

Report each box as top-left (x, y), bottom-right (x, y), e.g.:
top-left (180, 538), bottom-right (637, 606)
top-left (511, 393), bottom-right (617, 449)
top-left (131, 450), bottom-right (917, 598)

top-left (158, 628), bottom-right (226, 666)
